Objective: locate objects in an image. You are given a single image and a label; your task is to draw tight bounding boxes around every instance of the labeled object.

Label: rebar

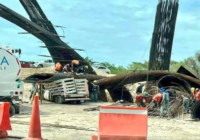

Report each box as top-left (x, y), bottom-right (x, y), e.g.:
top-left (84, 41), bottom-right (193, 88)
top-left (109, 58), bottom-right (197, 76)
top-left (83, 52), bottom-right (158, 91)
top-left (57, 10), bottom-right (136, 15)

top-left (149, 0), bottom-right (179, 70)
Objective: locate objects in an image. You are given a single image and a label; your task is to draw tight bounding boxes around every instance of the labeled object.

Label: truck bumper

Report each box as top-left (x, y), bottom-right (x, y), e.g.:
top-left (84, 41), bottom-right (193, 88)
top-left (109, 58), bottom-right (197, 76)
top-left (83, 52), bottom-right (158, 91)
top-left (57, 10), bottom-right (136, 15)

top-left (65, 98), bottom-right (90, 101)
top-left (12, 100), bottom-right (21, 104)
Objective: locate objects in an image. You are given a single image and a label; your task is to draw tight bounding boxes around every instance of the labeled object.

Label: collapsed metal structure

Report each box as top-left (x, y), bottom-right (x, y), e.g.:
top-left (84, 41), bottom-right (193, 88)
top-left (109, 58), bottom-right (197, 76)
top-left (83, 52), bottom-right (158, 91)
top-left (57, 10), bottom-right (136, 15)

top-left (96, 71), bottom-right (200, 89)
top-left (0, 1), bottom-right (95, 74)
top-left (148, 0), bottom-right (179, 70)
top-left (1, 1), bottom-right (200, 119)
top-left (23, 73), bottom-right (106, 83)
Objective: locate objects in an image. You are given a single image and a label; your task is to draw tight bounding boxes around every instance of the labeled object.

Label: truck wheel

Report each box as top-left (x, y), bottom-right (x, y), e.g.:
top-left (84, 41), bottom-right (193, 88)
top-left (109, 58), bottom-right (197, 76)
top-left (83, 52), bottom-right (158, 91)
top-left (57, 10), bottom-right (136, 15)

top-left (76, 100), bottom-right (81, 104)
top-left (10, 105), bottom-right (15, 117)
top-left (57, 96), bottom-right (64, 104)
top-left (13, 103), bottom-right (20, 114)
top-left (38, 64), bottom-right (43, 68)
top-left (54, 96), bottom-right (58, 103)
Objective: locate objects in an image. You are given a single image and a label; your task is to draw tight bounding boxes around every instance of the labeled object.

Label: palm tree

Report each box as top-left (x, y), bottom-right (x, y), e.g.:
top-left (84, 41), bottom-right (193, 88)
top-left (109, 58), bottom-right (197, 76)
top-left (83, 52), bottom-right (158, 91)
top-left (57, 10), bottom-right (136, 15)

top-left (84, 56), bottom-right (95, 66)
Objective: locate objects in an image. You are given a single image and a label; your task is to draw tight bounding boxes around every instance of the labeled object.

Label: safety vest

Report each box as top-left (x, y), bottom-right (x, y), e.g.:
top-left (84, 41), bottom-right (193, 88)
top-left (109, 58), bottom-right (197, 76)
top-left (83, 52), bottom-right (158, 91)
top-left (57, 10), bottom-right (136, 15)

top-left (55, 62), bottom-right (62, 70)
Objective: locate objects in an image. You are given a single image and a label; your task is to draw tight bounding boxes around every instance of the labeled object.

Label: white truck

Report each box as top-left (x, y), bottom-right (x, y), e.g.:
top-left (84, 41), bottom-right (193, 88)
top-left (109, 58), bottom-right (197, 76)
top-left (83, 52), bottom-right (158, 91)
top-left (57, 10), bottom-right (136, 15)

top-left (0, 47), bottom-right (24, 116)
top-left (33, 59), bottom-right (55, 68)
top-left (43, 78), bottom-right (90, 104)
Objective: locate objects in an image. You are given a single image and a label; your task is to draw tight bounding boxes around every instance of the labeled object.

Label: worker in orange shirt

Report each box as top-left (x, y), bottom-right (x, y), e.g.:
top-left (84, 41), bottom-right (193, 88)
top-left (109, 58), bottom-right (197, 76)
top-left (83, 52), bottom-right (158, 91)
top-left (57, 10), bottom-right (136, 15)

top-left (55, 62), bottom-right (62, 72)
top-left (152, 93), bottom-right (163, 108)
top-left (194, 88), bottom-right (199, 100)
top-left (196, 88), bottom-right (200, 100)
top-left (71, 60), bottom-right (79, 72)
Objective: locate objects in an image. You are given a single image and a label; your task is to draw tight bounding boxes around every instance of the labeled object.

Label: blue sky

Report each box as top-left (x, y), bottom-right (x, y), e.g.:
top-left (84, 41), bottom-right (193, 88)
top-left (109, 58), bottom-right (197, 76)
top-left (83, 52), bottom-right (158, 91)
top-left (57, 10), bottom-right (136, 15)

top-left (0, 0), bottom-right (200, 67)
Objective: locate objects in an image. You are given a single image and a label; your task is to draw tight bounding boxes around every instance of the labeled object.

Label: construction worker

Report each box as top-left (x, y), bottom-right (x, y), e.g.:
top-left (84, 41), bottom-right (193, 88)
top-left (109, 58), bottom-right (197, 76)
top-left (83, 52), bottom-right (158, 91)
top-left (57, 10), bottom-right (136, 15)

top-left (55, 62), bottom-right (62, 72)
top-left (135, 92), bottom-right (150, 107)
top-left (196, 88), bottom-right (200, 100)
top-left (63, 64), bottom-right (72, 72)
top-left (91, 80), bottom-right (99, 102)
top-left (135, 93), bottom-right (145, 107)
top-left (77, 65), bottom-right (88, 74)
top-left (160, 87), bottom-right (171, 118)
top-left (194, 88), bottom-right (199, 100)
top-left (29, 82), bottom-right (36, 100)
top-left (152, 93), bottom-right (163, 108)
top-left (181, 95), bottom-right (190, 114)
top-left (191, 87), bottom-right (195, 99)
top-left (71, 60), bottom-right (79, 72)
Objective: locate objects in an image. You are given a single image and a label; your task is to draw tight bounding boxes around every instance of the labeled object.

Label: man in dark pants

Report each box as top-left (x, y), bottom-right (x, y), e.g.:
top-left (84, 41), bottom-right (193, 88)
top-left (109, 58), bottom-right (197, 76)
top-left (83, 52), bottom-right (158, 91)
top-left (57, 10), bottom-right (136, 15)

top-left (181, 95), bottom-right (190, 114)
top-left (91, 80), bottom-right (99, 102)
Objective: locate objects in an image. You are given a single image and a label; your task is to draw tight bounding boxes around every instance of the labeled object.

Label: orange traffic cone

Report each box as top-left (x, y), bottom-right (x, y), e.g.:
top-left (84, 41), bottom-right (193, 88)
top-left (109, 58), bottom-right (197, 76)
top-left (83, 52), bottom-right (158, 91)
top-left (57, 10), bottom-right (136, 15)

top-left (0, 102), bottom-right (12, 138)
top-left (22, 96), bottom-right (44, 140)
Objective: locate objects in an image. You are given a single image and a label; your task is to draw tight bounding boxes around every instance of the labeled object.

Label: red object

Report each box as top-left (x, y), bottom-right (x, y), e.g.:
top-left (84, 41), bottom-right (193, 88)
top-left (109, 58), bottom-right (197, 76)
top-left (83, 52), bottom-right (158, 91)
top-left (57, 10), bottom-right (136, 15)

top-left (136, 94), bottom-right (143, 103)
top-left (194, 91), bottom-right (198, 100)
top-left (196, 92), bottom-right (200, 100)
top-left (16, 58), bottom-right (20, 65)
top-left (22, 96), bottom-right (44, 140)
top-left (0, 102), bottom-right (12, 138)
top-left (55, 62), bottom-right (62, 71)
top-left (0, 131), bottom-right (8, 138)
top-left (91, 106), bottom-right (148, 140)
top-left (6, 50), bottom-right (13, 55)
top-left (17, 69), bottom-right (21, 76)
top-left (91, 135), bottom-right (98, 140)
top-left (153, 93), bottom-right (163, 103)
top-left (20, 61), bottom-right (31, 68)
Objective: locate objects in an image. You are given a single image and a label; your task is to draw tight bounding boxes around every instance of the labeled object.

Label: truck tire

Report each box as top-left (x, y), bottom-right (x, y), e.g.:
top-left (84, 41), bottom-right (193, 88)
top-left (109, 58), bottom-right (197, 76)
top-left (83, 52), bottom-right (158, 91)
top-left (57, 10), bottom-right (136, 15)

top-left (38, 64), bottom-right (43, 68)
top-left (54, 96), bottom-right (58, 103)
top-left (10, 105), bottom-right (15, 117)
top-left (57, 96), bottom-right (64, 104)
top-left (13, 103), bottom-right (20, 114)
top-left (76, 100), bottom-right (81, 104)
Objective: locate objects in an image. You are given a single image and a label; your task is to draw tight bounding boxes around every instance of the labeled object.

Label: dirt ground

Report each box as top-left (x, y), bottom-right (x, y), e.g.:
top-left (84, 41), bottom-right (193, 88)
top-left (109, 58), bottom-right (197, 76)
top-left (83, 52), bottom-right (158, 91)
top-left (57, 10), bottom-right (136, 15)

top-left (5, 84), bottom-right (200, 140)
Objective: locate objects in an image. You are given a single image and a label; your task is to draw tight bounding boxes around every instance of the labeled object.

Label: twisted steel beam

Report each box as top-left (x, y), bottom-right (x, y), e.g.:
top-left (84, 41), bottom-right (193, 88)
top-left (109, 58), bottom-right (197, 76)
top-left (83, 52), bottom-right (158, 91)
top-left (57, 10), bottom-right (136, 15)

top-left (0, 3), bottom-right (95, 74)
top-left (149, 0), bottom-right (179, 70)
